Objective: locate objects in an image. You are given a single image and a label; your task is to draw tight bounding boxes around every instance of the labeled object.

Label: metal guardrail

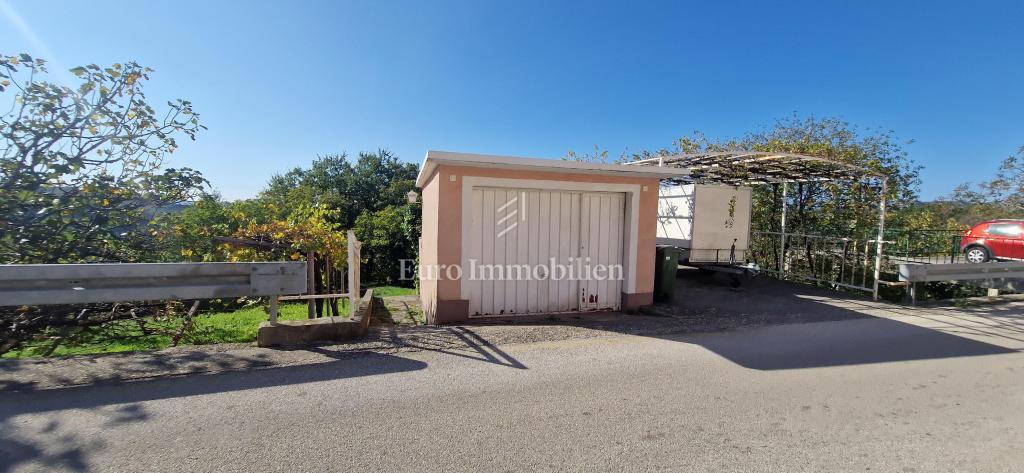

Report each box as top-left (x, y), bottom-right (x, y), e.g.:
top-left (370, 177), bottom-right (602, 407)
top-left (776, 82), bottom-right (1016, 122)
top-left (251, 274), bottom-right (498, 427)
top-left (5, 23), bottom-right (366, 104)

top-left (0, 262), bottom-right (307, 306)
top-left (898, 261), bottom-right (1024, 283)
top-left (899, 260), bottom-right (1024, 304)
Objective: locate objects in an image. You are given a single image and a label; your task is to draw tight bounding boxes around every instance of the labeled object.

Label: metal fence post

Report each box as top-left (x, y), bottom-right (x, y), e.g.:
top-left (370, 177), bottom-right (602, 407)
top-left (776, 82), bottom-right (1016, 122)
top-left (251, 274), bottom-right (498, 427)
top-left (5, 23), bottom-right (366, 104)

top-left (872, 178), bottom-right (888, 301)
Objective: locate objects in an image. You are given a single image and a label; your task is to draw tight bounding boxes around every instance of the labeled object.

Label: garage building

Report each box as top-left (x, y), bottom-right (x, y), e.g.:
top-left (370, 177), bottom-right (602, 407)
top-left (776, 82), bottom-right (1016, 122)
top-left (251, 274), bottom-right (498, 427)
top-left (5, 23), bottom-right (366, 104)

top-left (416, 151), bottom-right (685, 324)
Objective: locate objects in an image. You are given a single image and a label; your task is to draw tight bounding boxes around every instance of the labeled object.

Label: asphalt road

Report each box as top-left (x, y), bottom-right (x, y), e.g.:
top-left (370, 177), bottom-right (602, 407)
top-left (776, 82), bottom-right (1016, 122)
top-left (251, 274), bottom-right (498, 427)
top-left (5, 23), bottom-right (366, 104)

top-left (3, 302), bottom-right (1024, 472)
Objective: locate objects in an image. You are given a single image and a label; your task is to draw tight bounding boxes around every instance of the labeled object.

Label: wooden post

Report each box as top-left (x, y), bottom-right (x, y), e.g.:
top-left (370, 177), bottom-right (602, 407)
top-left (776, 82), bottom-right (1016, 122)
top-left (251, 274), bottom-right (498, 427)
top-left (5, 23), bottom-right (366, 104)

top-left (307, 252), bottom-right (316, 319)
top-left (314, 257), bottom-right (324, 318)
top-left (268, 296), bottom-right (279, 323)
top-left (348, 230), bottom-right (359, 316)
top-left (329, 265), bottom-right (340, 317)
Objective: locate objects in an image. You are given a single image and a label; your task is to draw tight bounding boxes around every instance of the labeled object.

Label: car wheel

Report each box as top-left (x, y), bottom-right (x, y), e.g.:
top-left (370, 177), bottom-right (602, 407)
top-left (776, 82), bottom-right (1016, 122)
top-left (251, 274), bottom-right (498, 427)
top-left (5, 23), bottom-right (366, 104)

top-left (965, 246), bottom-right (989, 263)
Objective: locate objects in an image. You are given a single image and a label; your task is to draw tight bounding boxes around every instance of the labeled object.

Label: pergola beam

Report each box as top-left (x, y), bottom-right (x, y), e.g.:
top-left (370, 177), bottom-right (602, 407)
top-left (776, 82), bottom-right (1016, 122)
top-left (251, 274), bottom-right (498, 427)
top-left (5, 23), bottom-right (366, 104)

top-left (625, 151), bottom-right (880, 184)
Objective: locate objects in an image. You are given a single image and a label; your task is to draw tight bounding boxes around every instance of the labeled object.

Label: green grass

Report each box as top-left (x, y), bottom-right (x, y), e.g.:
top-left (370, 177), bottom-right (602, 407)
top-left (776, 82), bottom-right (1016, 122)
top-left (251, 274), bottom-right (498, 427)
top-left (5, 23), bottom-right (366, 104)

top-left (4, 289), bottom-right (415, 359)
top-left (3, 300), bottom-right (349, 359)
top-left (367, 285), bottom-right (417, 297)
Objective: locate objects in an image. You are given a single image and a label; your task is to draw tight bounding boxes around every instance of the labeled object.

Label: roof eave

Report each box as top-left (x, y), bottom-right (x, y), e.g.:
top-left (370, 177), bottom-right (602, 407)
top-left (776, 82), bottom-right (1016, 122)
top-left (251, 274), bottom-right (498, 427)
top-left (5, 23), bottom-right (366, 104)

top-left (415, 150), bottom-right (689, 187)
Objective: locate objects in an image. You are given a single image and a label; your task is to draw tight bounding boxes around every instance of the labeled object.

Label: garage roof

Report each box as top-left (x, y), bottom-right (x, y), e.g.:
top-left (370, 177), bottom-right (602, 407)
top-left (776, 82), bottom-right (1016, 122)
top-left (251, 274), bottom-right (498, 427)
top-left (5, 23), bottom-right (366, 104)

top-left (625, 151), bottom-right (884, 185)
top-left (415, 150), bottom-right (690, 187)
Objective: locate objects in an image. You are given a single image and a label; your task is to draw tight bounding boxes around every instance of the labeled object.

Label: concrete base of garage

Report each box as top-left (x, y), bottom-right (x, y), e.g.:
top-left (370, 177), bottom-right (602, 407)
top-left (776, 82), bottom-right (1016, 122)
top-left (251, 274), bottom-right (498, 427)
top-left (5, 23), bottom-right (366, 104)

top-left (257, 289), bottom-right (375, 347)
top-left (621, 292), bottom-right (653, 313)
top-left (428, 292), bottom-right (654, 324)
top-left (431, 299), bottom-right (469, 324)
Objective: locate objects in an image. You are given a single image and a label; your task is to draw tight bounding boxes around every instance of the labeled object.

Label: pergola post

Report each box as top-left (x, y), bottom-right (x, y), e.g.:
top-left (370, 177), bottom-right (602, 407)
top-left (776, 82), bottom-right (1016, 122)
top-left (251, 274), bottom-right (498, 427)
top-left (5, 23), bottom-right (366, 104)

top-left (779, 181), bottom-right (788, 276)
top-left (872, 178), bottom-right (888, 301)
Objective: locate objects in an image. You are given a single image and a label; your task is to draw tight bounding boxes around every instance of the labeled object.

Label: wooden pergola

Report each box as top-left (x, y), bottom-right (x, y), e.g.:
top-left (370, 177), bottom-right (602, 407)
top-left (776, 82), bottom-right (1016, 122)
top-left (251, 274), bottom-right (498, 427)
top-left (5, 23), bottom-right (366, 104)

top-left (625, 151), bottom-right (891, 300)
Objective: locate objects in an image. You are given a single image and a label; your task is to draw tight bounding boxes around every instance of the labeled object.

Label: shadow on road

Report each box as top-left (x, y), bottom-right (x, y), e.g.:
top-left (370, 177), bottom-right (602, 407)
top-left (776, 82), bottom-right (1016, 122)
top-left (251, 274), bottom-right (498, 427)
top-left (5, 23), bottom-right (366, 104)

top-left (677, 317), bottom-right (1015, 370)
top-left (647, 269), bottom-right (1020, 369)
top-left (0, 353), bottom-right (425, 473)
top-left (369, 325), bottom-right (527, 369)
top-left (0, 352), bottom-right (425, 418)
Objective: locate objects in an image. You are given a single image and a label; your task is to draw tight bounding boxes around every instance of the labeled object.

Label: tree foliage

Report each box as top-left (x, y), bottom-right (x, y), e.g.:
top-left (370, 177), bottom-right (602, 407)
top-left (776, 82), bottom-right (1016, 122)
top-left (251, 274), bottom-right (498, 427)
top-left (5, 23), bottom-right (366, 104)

top-left (259, 150), bottom-right (418, 228)
top-left (0, 53), bottom-right (206, 263)
top-left (254, 150), bottom-right (420, 283)
top-left (0, 53), bottom-right (208, 355)
top-left (625, 116), bottom-right (923, 239)
top-left (939, 146), bottom-right (1024, 224)
top-left (228, 204), bottom-right (348, 265)
top-left (354, 203), bottom-right (420, 285)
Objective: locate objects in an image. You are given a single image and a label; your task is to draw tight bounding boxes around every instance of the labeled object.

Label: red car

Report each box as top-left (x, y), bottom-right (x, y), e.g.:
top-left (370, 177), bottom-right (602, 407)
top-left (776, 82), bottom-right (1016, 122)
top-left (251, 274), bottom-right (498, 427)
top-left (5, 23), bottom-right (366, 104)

top-left (962, 220), bottom-right (1024, 263)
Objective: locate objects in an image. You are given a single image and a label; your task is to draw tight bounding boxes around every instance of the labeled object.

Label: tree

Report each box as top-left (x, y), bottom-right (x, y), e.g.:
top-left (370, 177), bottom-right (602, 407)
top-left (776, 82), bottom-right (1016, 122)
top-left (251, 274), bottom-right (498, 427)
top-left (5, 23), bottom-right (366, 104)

top-left (354, 203), bottom-right (420, 285)
top-left (257, 150), bottom-right (418, 228)
top-left (623, 116), bottom-right (922, 239)
top-left (227, 204), bottom-right (348, 266)
top-left (0, 53), bottom-right (206, 263)
top-left (151, 193), bottom-right (236, 262)
top-left (255, 149), bottom-right (421, 284)
top-left (943, 146), bottom-right (1024, 223)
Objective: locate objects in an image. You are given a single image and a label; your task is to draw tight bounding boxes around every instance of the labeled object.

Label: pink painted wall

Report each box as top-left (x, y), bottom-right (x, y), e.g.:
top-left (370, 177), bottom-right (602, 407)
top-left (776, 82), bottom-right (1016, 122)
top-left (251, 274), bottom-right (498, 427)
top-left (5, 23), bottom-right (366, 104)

top-left (418, 171), bottom-right (439, 318)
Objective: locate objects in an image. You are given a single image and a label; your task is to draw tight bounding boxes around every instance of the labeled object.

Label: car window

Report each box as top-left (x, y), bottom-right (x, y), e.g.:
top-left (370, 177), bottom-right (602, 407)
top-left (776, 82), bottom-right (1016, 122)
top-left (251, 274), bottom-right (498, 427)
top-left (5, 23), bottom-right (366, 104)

top-left (987, 223), bottom-right (1022, 237)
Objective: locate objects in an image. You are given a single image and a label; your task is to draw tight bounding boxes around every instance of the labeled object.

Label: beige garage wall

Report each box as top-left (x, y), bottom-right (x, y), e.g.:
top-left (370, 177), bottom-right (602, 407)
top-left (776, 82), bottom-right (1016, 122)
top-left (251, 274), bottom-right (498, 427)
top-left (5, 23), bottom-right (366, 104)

top-left (420, 163), bottom-right (660, 322)
top-left (418, 170), bottom-right (440, 319)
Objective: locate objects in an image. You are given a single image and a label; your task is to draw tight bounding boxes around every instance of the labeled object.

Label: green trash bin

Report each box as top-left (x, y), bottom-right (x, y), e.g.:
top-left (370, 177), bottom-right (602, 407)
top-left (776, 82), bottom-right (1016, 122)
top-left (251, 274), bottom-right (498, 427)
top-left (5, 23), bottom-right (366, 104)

top-left (654, 246), bottom-right (682, 302)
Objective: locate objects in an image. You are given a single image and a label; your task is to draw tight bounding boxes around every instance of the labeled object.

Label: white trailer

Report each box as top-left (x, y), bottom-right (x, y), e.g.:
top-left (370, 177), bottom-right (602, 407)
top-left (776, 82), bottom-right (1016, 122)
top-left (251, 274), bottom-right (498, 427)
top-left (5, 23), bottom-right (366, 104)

top-left (657, 183), bottom-right (753, 264)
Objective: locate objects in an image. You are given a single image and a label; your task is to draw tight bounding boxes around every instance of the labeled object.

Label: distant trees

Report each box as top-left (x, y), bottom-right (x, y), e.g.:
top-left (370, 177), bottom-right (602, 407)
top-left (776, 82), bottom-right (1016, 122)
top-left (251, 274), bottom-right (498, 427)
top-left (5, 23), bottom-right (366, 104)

top-left (253, 150), bottom-right (420, 284)
top-left (157, 150), bottom-right (420, 285)
top-left (259, 150), bottom-right (418, 228)
top-left (0, 54), bottom-right (206, 263)
top-left (937, 146), bottom-right (1024, 224)
top-left (611, 115), bottom-right (926, 239)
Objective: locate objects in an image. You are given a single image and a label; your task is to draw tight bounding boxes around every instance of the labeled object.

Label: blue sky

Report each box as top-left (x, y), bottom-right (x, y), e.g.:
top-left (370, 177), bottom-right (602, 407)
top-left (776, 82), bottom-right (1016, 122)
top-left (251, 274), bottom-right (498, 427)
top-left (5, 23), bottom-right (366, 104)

top-left (2, 0), bottom-right (1021, 200)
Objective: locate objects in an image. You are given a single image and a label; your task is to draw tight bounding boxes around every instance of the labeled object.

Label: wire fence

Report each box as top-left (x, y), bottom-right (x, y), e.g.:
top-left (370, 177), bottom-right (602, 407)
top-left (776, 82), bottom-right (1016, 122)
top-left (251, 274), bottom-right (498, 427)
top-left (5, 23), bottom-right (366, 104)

top-left (887, 229), bottom-right (1024, 264)
top-left (884, 229), bottom-right (965, 264)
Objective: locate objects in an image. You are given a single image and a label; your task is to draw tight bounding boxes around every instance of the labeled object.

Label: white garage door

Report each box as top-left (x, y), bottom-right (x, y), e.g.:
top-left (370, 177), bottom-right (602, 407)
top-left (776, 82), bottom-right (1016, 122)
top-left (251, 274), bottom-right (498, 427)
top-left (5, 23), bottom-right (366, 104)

top-left (466, 187), bottom-right (625, 317)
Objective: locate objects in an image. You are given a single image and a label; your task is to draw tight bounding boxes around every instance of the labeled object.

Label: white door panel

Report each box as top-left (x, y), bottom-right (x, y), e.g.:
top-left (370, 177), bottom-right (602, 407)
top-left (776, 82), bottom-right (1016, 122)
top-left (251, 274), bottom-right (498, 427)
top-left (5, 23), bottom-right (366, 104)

top-left (467, 187), bottom-right (624, 317)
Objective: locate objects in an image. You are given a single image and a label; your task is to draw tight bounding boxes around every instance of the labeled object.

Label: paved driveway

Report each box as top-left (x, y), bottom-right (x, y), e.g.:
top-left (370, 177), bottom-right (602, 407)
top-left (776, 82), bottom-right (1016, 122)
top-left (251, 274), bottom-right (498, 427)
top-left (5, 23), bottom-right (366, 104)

top-left (2, 299), bottom-right (1024, 472)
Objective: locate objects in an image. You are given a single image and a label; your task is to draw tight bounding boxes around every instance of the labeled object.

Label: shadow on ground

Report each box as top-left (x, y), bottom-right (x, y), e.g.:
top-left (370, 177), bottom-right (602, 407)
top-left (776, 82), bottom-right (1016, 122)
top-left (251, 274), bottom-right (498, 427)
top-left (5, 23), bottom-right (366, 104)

top-left (0, 351), bottom-right (425, 472)
top-left (449, 267), bottom-right (1020, 370)
top-left (0, 352), bottom-right (425, 417)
